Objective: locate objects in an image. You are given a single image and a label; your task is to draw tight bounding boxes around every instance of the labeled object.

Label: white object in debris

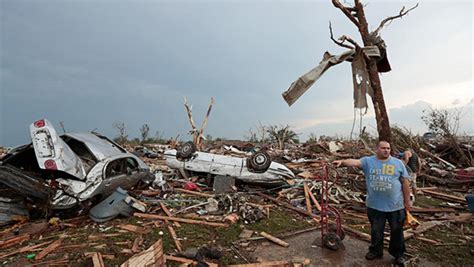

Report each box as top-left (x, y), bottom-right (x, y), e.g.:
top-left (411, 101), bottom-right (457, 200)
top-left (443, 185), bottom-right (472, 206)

top-left (153, 171), bottom-right (166, 188)
top-left (328, 141), bottom-right (343, 153)
top-left (205, 198), bottom-right (219, 213)
top-left (124, 196), bottom-right (147, 212)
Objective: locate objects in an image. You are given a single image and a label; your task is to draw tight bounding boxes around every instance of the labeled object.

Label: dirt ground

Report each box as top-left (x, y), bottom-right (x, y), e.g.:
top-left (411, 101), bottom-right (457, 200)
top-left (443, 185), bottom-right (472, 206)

top-left (251, 228), bottom-right (438, 267)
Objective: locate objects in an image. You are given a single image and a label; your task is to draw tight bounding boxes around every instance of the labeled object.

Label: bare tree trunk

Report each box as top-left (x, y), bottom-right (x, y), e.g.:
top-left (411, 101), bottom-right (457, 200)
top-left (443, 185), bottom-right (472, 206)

top-left (354, 0), bottom-right (391, 143)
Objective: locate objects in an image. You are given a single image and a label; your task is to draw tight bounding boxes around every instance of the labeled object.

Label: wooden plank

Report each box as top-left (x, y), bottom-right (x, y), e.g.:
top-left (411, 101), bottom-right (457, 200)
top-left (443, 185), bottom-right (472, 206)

top-left (341, 226), bottom-right (371, 242)
top-left (117, 224), bottom-right (150, 235)
top-left (160, 202), bottom-right (181, 227)
top-left (91, 252), bottom-right (105, 267)
top-left (134, 213), bottom-right (228, 227)
top-left (121, 239), bottom-right (164, 267)
top-left (167, 225), bottom-right (182, 252)
top-left (174, 188), bottom-right (214, 198)
top-left (420, 189), bottom-right (467, 204)
top-left (410, 207), bottom-right (456, 213)
top-left (415, 236), bottom-right (440, 245)
top-left (308, 188), bottom-right (322, 212)
top-left (164, 254), bottom-right (194, 264)
top-left (260, 232), bottom-right (289, 247)
top-left (419, 148), bottom-right (456, 168)
top-left (0, 240), bottom-right (53, 260)
top-left (404, 221), bottom-right (444, 240)
top-left (35, 238), bottom-right (63, 260)
top-left (0, 234), bottom-right (30, 249)
top-left (303, 182), bottom-right (313, 214)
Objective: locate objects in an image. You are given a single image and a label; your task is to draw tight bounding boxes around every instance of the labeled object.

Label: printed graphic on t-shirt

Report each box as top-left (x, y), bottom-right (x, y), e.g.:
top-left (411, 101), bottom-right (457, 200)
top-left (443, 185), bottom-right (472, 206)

top-left (368, 164), bottom-right (396, 192)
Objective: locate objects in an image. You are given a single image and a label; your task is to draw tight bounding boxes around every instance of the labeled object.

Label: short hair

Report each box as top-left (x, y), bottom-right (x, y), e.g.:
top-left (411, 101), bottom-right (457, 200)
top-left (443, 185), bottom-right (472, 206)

top-left (376, 140), bottom-right (390, 148)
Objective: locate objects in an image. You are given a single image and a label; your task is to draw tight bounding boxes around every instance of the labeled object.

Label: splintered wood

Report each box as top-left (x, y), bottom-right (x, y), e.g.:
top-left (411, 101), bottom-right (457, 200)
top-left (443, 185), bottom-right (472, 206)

top-left (121, 239), bottom-right (164, 267)
top-left (35, 238), bottom-right (63, 260)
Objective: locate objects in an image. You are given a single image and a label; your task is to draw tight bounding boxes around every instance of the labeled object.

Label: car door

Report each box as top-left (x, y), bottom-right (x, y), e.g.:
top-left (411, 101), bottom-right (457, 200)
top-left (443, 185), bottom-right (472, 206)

top-left (209, 153), bottom-right (244, 177)
top-left (102, 158), bottom-right (128, 195)
top-left (29, 119), bottom-right (86, 179)
top-left (102, 157), bottom-right (142, 195)
top-left (183, 152), bottom-right (213, 173)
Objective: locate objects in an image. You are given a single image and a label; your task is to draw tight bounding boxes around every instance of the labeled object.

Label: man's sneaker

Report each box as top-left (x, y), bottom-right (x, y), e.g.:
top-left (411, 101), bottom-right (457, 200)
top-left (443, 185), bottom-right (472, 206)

top-left (393, 256), bottom-right (407, 266)
top-left (365, 251), bottom-right (383, 260)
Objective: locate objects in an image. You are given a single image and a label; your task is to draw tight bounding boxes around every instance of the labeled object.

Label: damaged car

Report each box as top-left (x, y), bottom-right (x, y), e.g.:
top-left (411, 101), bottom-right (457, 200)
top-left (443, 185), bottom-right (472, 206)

top-left (164, 142), bottom-right (294, 185)
top-left (0, 119), bottom-right (153, 222)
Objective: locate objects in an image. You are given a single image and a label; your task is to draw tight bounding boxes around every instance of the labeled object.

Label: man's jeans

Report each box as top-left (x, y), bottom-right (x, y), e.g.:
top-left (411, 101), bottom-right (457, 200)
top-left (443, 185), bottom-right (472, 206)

top-left (367, 207), bottom-right (406, 258)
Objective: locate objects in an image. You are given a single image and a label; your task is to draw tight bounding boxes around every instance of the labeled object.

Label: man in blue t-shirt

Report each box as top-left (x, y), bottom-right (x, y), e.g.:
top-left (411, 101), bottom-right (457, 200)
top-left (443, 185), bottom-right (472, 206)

top-left (333, 140), bottom-right (411, 266)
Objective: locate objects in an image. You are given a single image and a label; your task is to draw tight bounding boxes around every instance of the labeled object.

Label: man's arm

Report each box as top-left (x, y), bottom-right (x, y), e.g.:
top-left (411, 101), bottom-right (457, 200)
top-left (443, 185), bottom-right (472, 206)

top-left (401, 178), bottom-right (411, 211)
top-left (401, 150), bottom-right (412, 165)
top-left (333, 159), bottom-right (362, 168)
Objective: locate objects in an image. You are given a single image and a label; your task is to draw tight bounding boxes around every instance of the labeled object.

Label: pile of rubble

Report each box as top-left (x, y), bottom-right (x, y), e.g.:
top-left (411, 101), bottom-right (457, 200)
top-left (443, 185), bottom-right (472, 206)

top-left (0, 122), bottom-right (473, 266)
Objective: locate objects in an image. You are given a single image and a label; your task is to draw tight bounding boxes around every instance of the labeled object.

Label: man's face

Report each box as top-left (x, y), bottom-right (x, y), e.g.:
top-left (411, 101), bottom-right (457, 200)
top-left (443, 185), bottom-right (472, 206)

top-left (376, 141), bottom-right (391, 159)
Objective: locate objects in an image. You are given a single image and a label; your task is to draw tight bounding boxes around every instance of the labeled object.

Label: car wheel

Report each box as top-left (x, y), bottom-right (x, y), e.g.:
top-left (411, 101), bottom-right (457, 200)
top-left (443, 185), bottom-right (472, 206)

top-left (323, 232), bottom-right (341, 251)
top-left (247, 151), bottom-right (271, 173)
top-left (177, 141), bottom-right (196, 160)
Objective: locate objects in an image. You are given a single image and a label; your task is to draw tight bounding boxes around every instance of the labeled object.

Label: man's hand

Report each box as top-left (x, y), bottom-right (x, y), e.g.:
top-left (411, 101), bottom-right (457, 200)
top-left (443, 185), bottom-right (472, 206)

top-left (404, 199), bottom-right (411, 212)
top-left (333, 160), bottom-right (344, 167)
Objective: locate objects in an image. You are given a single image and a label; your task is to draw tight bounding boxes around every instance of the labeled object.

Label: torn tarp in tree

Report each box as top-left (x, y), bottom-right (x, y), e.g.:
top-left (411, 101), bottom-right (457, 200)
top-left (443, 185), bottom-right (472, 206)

top-left (282, 45), bottom-right (386, 107)
top-left (352, 50), bottom-right (373, 109)
top-left (282, 49), bottom-right (354, 107)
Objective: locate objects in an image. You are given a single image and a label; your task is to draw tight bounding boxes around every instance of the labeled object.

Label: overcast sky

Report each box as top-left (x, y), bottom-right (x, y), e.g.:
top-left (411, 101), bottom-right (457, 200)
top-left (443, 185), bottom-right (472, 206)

top-left (1, 0), bottom-right (472, 147)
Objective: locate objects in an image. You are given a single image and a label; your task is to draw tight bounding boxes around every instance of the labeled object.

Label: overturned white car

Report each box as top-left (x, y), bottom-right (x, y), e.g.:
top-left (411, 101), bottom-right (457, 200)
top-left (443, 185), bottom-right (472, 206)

top-left (0, 119), bottom-right (153, 213)
top-left (164, 142), bottom-right (294, 185)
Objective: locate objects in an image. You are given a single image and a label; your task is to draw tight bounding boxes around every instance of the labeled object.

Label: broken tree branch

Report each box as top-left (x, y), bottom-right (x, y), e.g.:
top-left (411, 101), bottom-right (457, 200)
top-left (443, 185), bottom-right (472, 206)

top-left (372, 3), bottom-right (419, 36)
top-left (183, 97), bottom-right (198, 143)
top-left (339, 35), bottom-right (361, 49)
top-left (332, 0), bottom-right (360, 28)
top-left (198, 97), bottom-right (215, 141)
top-left (329, 22), bottom-right (354, 49)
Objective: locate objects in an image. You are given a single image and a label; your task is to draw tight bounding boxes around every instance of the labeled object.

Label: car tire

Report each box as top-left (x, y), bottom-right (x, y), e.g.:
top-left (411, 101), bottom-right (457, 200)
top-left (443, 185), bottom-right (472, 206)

top-left (247, 151), bottom-right (271, 173)
top-left (177, 141), bottom-right (196, 160)
top-left (323, 232), bottom-right (341, 251)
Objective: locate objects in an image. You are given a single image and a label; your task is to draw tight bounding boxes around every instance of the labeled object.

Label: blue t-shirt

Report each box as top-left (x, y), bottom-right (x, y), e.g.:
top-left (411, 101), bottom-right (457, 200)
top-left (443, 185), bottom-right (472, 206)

top-left (360, 156), bottom-right (411, 212)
